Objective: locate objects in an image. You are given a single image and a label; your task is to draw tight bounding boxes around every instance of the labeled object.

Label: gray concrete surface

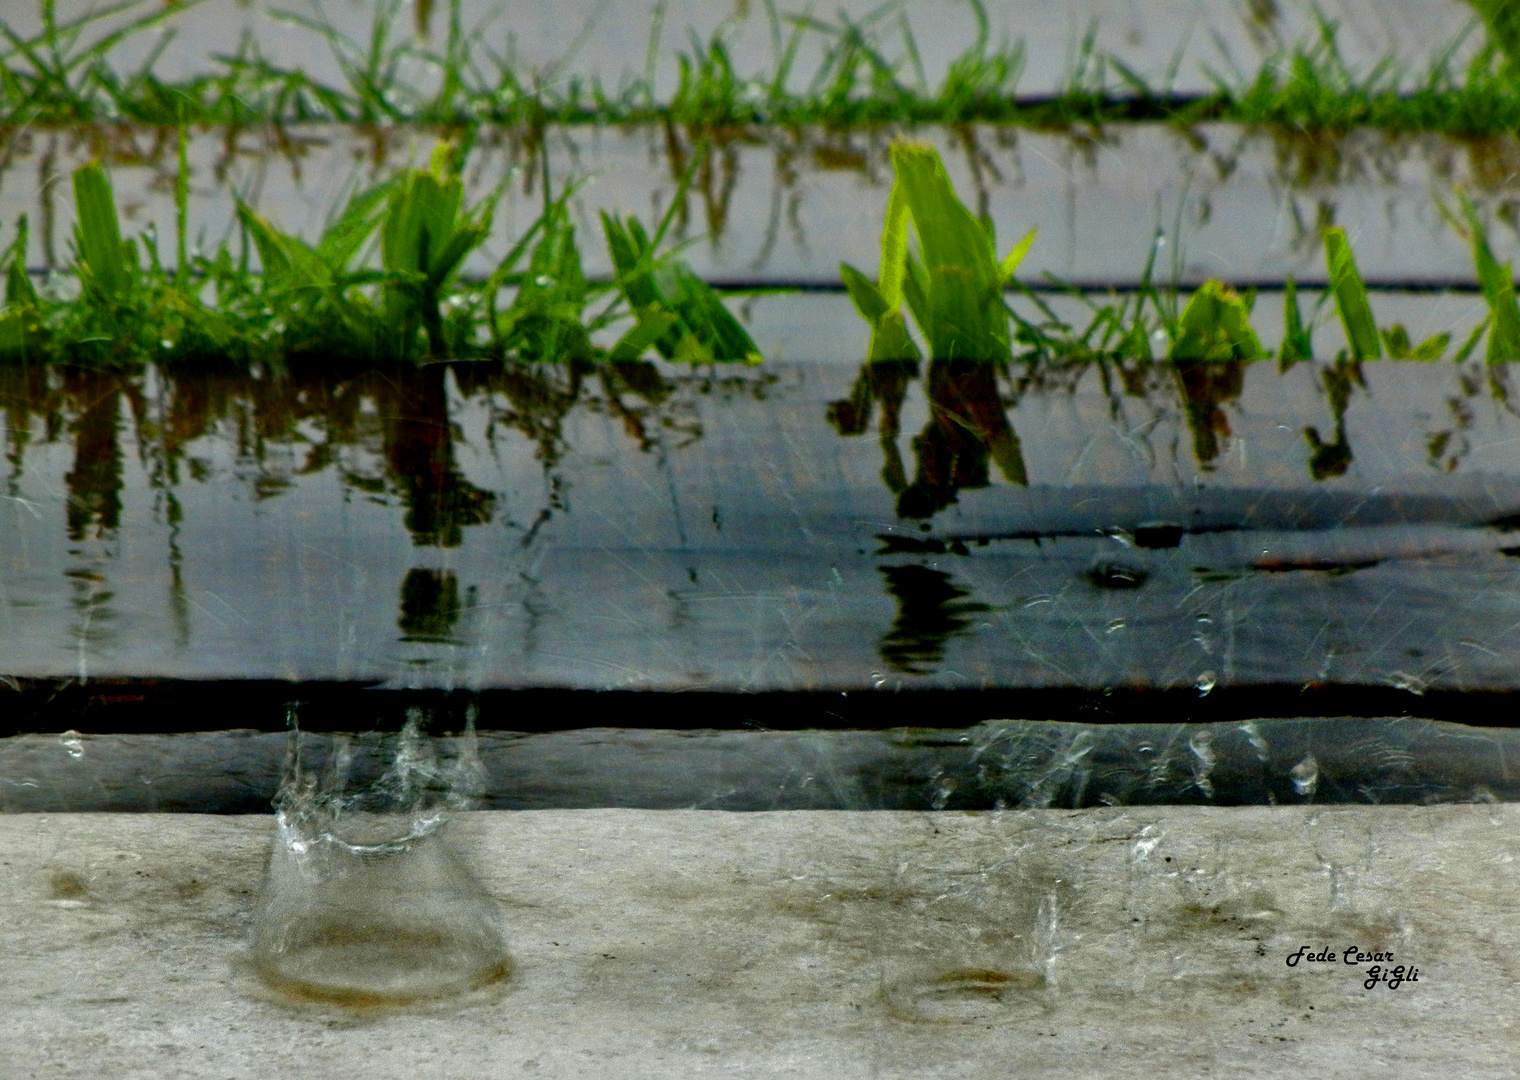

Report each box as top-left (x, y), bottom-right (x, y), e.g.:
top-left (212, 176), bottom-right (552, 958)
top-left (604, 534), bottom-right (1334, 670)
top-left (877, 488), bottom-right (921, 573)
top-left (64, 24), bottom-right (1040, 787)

top-left (2, 806), bottom-right (1518, 1077)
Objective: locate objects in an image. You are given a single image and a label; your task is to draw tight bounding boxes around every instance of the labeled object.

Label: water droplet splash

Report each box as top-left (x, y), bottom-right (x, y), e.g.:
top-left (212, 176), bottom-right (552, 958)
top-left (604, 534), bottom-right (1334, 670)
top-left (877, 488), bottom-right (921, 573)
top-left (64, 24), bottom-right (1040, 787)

top-left (1290, 754), bottom-right (1319, 798)
top-left (931, 775), bottom-right (957, 810)
top-left (1188, 729), bottom-right (1216, 798)
top-left (250, 705), bottom-right (509, 1006)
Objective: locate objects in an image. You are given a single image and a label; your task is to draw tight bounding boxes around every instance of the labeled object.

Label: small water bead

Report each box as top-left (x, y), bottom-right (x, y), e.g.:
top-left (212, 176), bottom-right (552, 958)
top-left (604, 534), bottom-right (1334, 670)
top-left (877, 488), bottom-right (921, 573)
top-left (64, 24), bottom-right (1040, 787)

top-left (59, 730), bottom-right (84, 759)
top-left (931, 777), bottom-right (957, 810)
top-left (1195, 671), bottom-right (1217, 696)
top-left (1105, 618), bottom-right (1126, 634)
top-left (1290, 754), bottom-right (1320, 797)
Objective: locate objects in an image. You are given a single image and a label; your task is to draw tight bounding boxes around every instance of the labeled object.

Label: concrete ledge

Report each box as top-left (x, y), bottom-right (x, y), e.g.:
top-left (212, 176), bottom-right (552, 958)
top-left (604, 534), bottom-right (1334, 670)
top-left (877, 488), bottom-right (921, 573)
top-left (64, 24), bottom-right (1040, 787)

top-left (3, 807), bottom-right (1518, 1078)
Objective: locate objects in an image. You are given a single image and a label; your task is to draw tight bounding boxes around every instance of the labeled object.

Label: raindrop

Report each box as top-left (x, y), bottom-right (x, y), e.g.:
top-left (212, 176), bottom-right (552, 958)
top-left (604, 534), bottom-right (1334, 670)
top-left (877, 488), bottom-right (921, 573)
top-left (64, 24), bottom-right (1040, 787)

top-left (1290, 754), bottom-right (1319, 797)
top-left (59, 730), bottom-right (84, 759)
top-left (1195, 671), bottom-right (1217, 696)
top-left (1105, 618), bottom-right (1126, 634)
top-left (1188, 730), bottom-right (1216, 798)
top-left (1133, 827), bottom-right (1161, 862)
top-left (931, 778), bottom-right (957, 810)
top-left (1239, 720), bottom-right (1270, 760)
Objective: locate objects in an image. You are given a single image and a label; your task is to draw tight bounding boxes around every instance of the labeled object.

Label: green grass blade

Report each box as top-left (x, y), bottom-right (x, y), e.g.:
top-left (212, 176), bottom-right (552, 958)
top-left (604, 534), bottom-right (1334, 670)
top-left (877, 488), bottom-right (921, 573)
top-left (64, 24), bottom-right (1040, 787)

top-left (889, 139), bottom-right (1008, 361)
top-left (72, 161), bottom-right (131, 301)
top-left (1413, 332), bottom-right (1451, 361)
top-left (1278, 276), bottom-right (1313, 369)
top-left (608, 310), bottom-right (678, 363)
top-left (315, 177), bottom-right (395, 270)
top-left (877, 181), bottom-right (909, 309)
top-left (235, 202), bottom-right (322, 288)
top-left (655, 262), bottom-right (761, 364)
top-left (1459, 191), bottom-right (1520, 362)
top-left (998, 226), bottom-right (1037, 283)
top-left (1168, 280), bottom-right (1265, 363)
top-left (4, 215), bottom-right (36, 308)
top-left (1323, 226), bottom-right (1381, 361)
top-left (840, 262), bottom-right (888, 322)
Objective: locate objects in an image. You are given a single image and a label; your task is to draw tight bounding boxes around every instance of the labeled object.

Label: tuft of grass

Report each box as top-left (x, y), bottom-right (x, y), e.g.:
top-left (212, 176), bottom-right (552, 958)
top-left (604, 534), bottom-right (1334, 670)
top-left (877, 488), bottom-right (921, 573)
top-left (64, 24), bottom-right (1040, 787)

top-left (842, 139), bottom-right (1035, 364)
top-left (0, 147), bottom-right (765, 372)
top-left (1168, 281), bottom-right (1265, 364)
top-left (839, 140), bottom-right (1506, 373)
top-left (1, 0), bottom-right (1517, 135)
top-left (2, 133), bottom-right (1515, 379)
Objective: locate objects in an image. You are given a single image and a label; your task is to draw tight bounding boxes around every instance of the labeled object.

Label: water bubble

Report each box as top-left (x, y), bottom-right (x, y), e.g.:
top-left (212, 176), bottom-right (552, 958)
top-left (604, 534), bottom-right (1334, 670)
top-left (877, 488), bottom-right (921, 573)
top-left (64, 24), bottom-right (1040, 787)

top-left (1239, 720), bottom-right (1270, 760)
top-left (1105, 618), bottom-right (1127, 634)
top-left (1188, 729), bottom-right (1216, 798)
top-left (931, 777), bottom-right (957, 810)
top-left (1195, 671), bottom-right (1217, 696)
top-left (1290, 754), bottom-right (1319, 797)
top-left (59, 730), bottom-right (84, 759)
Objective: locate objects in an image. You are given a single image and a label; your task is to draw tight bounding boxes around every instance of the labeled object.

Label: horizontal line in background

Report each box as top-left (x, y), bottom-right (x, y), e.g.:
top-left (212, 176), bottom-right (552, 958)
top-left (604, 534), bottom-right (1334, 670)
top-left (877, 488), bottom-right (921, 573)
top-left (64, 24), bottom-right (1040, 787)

top-left (20, 269), bottom-right (1495, 295)
top-left (703, 278), bottom-right (1494, 295)
top-left (5, 679), bottom-right (1520, 735)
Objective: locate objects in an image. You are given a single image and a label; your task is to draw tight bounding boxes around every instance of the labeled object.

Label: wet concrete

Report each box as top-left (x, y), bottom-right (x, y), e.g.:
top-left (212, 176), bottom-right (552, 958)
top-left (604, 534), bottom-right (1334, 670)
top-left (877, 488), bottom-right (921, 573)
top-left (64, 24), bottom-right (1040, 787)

top-left (1, 805), bottom-right (1515, 1078)
top-left (4, 123), bottom-right (1519, 288)
top-left (7, 349), bottom-right (1520, 691)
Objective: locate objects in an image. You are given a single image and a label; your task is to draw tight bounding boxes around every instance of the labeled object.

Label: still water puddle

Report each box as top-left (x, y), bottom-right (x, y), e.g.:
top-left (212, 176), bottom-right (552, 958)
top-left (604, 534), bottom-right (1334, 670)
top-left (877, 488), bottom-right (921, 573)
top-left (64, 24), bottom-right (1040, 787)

top-left (6, 344), bottom-right (1520, 691)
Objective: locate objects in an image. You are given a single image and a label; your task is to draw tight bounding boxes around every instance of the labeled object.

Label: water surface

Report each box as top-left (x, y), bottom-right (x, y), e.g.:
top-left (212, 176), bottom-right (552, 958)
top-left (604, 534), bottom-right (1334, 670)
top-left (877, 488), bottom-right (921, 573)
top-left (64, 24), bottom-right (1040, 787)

top-left (7, 342), bottom-right (1520, 692)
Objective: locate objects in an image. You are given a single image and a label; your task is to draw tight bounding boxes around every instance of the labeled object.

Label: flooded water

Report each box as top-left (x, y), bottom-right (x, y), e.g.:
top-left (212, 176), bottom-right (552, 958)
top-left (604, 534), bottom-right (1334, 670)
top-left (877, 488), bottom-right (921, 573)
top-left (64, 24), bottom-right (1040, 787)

top-left (6, 341), bottom-right (1520, 693)
top-left (3, 123), bottom-right (1518, 288)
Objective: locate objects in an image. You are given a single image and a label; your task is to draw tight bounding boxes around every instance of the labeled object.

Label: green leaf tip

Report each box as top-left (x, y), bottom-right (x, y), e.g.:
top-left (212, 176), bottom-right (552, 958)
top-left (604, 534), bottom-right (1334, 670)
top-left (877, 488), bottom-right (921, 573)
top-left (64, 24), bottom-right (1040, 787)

top-left (72, 161), bottom-right (133, 303)
top-left (885, 138), bottom-right (1009, 362)
top-left (1323, 226), bottom-right (1380, 361)
top-left (1169, 280), bottom-right (1266, 364)
top-left (1458, 192), bottom-right (1520, 363)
